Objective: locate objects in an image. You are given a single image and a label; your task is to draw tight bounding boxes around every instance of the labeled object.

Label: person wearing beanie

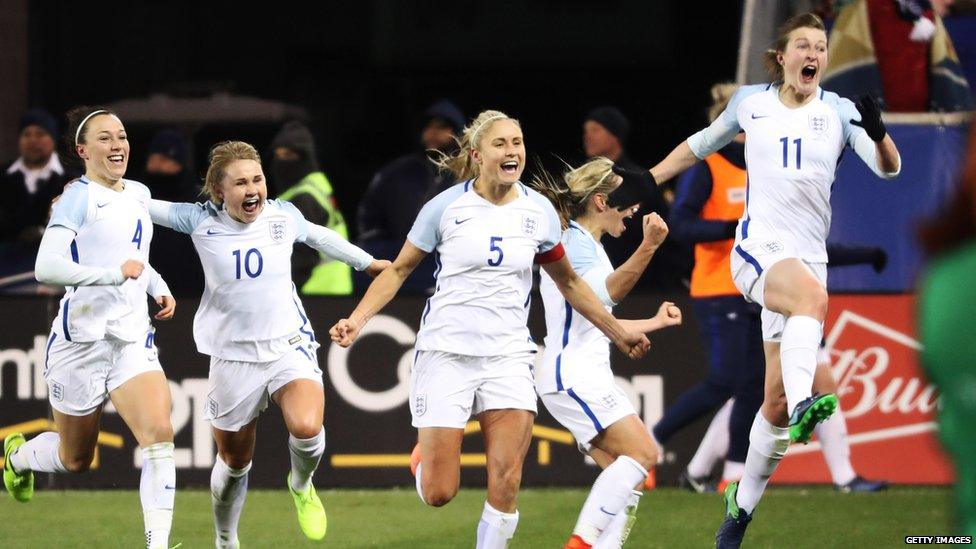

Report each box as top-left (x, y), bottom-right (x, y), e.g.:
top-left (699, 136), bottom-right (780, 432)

top-left (140, 128), bottom-right (204, 297)
top-left (583, 106), bottom-right (692, 292)
top-left (271, 120), bottom-right (354, 295)
top-left (1, 108), bottom-right (77, 281)
top-left (357, 99), bottom-right (465, 293)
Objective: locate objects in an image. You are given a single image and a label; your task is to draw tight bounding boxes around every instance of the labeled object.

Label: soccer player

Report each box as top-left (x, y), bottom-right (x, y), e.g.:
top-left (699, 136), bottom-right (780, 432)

top-left (531, 157), bottom-right (682, 548)
top-left (330, 110), bottom-right (650, 549)
top-left (647, 13), bottom-right (902, 547)
top-left (3, 106), bottom-right (178, 549)
top-left (147, 141), bottom-right (388, 548)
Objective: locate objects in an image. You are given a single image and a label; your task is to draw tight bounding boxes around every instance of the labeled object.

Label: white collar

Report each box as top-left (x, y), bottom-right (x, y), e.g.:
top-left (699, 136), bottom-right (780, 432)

top-left (6, 152), bottom-right (64, 177)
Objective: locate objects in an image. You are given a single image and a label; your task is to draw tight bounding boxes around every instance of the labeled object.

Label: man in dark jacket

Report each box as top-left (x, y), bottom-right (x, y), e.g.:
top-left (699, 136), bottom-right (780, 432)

top-left (357, 99), bottom-right (465, 292)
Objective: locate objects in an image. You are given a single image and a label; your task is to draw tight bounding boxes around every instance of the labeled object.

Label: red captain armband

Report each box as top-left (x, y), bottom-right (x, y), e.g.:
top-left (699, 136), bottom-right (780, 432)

top-left (534, 243), bottom-right (565, 264)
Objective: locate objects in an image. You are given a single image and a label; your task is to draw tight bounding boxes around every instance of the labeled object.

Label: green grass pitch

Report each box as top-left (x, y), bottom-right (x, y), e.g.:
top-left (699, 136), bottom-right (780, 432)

top-left (1, 487), bottom-right (953, 547)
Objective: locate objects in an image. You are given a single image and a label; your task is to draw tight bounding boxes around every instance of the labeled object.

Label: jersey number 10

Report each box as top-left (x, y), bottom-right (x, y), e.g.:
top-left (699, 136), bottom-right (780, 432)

top-left (780, 136), bottom-right (802, 169)
top-left (233, 248), bottom-right (264, 279)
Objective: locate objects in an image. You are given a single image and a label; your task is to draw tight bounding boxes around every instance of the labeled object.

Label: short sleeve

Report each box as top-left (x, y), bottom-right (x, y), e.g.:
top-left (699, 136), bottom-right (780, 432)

top-left (563, 226), bottom-right (599, 273)
top-left (169, 202), bottom-right (212, 234)
top-left (537, 198), bottom-right (563, 253)
top-left (48, 182), bottom-right (89, 233)
top-left (407, 183), bottom-right (465, 252)
top-left (277, 199), bottom-right (311, 242)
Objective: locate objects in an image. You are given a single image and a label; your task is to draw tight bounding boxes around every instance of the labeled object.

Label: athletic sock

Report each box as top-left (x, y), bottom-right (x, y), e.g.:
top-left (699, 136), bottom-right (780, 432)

top-left (211, 455), bottom-right (251, 548)
top-left (814, 406), bottom-right (857, 485)
top-left (572, 455), bottom-right (648, 544)
top-left (288, 428), bottom-right (325, 493)
top-left (687, 399), bottom-right (733, 478)
top-left (722, 460), bottom-right (745, 482)
top-left (12, 431), bottom-right (68, 473)
top-left (780, 315), bottom-right (822, 415)
top-left (476, 501), bottom-right (519, 549)
top-left (593, 489), bottom-right (642, 548)
top-left (141, 442), bottom-right (176, 549)
top-left (736, 413), bottom-right (790, 514)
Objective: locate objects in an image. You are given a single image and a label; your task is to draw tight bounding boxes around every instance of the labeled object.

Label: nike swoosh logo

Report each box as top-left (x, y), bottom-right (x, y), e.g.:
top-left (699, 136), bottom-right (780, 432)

top-left (164, 485), bottom-right (175, 490)
top-left (599, 506), bottom-right (615, 516)
top-left (96, 202), bottom-right (110, 208)
top-left (206, 228), bottom-right (221, 235)
top-left (751, 114), bottom-right (769, 119)
top-left (454, 217), bottom-right (473, 225)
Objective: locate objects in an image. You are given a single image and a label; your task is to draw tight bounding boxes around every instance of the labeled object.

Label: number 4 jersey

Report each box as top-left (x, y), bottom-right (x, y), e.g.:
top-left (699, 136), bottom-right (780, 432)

top-left (407, 180), bottom-right (563, 356)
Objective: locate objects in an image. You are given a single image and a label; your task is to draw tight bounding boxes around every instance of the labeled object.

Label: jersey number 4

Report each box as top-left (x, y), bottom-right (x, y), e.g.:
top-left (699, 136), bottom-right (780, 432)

top-left (780, 136), bottom-right (802, 169)
top-left (132, 219), bottom-right (143, 249)
top-left (233, 248), bottom-right (264, 279)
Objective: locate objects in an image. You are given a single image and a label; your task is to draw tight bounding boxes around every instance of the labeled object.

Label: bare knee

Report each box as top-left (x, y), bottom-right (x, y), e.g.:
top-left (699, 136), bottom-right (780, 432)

top-left (62, 452), bottom-right (95, 473)
top-left (288, 420), bottom-right (323, 441)
top-left (792, 284), bottom-right (828, 320)
top-left (422, 481), bottom-right (458, 507)
top-left (626, 445), bottom-right (658, 472)
top-left (143, 423), bottom-right (174, 445)
top-left (762, 395), bottom-right (789, 427)
top-left (488, 461), bottom-right (523, 504)
top-left (219, 450), bottom-right (252, 470)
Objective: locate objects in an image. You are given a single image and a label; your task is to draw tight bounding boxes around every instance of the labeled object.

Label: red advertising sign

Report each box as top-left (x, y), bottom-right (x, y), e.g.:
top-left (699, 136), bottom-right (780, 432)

top-left (773, 295), bottom-right (954, 484)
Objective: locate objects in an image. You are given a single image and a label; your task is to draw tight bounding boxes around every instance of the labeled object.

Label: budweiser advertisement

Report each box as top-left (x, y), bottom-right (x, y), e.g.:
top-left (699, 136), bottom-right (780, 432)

top-left (773, 294), bottom-right (954, 485)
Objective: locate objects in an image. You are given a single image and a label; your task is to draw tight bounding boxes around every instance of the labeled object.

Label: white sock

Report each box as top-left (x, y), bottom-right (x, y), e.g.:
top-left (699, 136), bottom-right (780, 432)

top-left (780, 316), bottom-right (822, 415)
top-left (815, 406), bottom-right (857, 485)
top-left (288, 428), bottom-right (325, 493)
top-left (415, 462), bottom-right (426, 504)
top-left (722, 460), bottom-right (745, 482)
top-left (11, 431), bottom-right (68, 473)
top-left (686, 399), bottom-right (733, 478)
top-left (573, 455), bottom-right (648, 544)
top-left (141, 442), bottom-right (176, 549)
top-left (736, 413), bottom-right (790, 514)
top-left (211, 456), bottom-right (251, 548)
top-left (593, 490), bottom-right (642, 549)
top-left (476, 501), bottom-right (519, 549)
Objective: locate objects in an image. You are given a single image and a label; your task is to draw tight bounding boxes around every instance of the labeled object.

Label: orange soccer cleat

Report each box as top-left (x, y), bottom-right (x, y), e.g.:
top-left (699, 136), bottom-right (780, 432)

top-left (564, 534), bottom-right (592, 549)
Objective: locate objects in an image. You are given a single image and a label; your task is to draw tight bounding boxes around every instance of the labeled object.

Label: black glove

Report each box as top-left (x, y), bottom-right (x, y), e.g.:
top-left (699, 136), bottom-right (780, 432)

top-left (870, 247), bottom-right (888, 273)
top-left (850, 94), bottom-right (887, 142)
top-left (724, 221), bottom-right (738, 239)
top-left (611, 164), bottom-right (656, 187)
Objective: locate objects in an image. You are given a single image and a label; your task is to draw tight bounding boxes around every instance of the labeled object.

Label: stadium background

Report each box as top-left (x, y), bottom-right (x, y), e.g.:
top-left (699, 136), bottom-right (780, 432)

top-left (0, 0), bottom-right (967, 491)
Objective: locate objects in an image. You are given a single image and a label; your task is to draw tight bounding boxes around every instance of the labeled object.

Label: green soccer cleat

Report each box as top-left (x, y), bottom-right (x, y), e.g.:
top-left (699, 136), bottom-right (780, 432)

top-left (715, 481), bottom-right (752, 548)
top-left (3, 433), bottom-right (33, 503)
top-left (788, 393), bottom-right (838, 443)
top-left (287, 473), bottom-right (327, 541)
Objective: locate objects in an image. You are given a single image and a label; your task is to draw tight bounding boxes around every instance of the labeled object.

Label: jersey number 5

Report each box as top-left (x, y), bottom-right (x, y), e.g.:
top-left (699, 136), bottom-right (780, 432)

top-left (233, 248), bottom-right (264, 279)
top-left (488, 236), bottom-right (504, 266)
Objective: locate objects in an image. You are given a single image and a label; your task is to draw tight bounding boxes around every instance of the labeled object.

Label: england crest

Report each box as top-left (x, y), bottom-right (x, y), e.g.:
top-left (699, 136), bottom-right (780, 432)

top-left (808, 114), bottom-right (828, 136)
top-left (522, 214), bottom-right (539, 237)
top-left (415, 394), bottom-right (427, 417)
top-left (269, 220), bottom-right (286, 242)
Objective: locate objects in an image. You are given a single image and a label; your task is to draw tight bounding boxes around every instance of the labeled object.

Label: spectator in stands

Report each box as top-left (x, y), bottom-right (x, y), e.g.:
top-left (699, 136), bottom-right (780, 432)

top-left (271, 120), bottom-right (354, 295)
top-left (357, 99), bottom-right (465, 292)
top-left (583, 106), bottom-right (692, 291)
top-left (1, 109), bottom-right (74, 248)
top-left (141, 129), bottom-right (204, 297)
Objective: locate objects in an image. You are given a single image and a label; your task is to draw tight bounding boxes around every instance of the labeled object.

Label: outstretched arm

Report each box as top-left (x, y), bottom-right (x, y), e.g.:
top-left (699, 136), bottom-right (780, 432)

top-left (302, 223), bottom-right (387, 274)
top-left (35, 225), bottom-right (138, 286)
top-left (618, 301), bottom-right (683, 334)
top-left (605, 213), bottom-right (669, 302)
top-left (329, 241), bottom-right (426, 346)
top-left (848, 95), bottom-right (901, 178)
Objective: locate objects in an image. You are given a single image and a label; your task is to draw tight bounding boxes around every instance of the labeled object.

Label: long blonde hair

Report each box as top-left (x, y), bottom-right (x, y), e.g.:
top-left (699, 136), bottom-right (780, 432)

top-left (203, 140), bottom-right (261, 204)
top-left (430, 109), bottom-right (521, 181)
top-left (530, 157), bottom-right (621, 229)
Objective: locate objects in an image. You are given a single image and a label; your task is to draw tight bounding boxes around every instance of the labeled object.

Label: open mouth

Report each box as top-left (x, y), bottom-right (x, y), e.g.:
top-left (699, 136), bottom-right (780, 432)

top-left (107, 154), bottom-right (125, 167)
top-left (500, 160), bottom-right (519, 176)
top-left (801, 64), bottom-right (817, 83)
top-left (242, 197), bottom-right (261, 214)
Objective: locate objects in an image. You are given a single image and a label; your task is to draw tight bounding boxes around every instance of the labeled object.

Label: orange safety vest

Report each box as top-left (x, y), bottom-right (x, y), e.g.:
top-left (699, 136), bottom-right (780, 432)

top-left (690, 152), bottom-right (747, 298)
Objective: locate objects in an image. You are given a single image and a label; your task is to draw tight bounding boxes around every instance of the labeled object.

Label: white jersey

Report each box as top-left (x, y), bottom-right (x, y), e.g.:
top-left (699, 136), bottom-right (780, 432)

top-left (165, 199), bottom-right (318, 362)
top-left (47, 177), bottom-right (155, 343)
top-left (407, 180), bottom-right (562, 356)
top-left (537, 221), bottom-right (617, 395)
top-left (688, 84), bottom-right (899, 263)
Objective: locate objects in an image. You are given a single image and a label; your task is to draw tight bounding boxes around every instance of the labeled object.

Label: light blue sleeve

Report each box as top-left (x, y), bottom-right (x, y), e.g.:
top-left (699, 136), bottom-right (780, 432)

top-left (407, 183), bottom-right (466, 253)
top-left (276, 199), bottom-right (311, 242)
top-left (168, 202), bottom-right (212, 234)
top-left (828, 92), bottom-right (901, 179)
top-left (524, 185), bottom-right (564, 253)
top-left (687, 84), bottom-right (766, 159)
top-left (564, 227), bottom-right (616, 307)
top-left (47, 182), bottom-right (89, 233)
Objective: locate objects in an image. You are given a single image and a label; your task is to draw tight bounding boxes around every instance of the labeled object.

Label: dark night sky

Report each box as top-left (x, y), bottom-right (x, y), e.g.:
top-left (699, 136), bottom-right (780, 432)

top-left (27, 1), bottom-right (741, 233)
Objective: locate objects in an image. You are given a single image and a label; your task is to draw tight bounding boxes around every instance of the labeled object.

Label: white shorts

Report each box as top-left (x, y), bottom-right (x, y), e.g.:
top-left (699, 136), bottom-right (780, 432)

top-left (731, 237), bottom-right (827, 341)
top-left (44, 329), bottom-right (163, 416)
top-left (205, 341), bottom-right (323, 432)
top-left (410, 350), bottom-right (537, 429)
top-left (540, 372), bottom-right (637, 452)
